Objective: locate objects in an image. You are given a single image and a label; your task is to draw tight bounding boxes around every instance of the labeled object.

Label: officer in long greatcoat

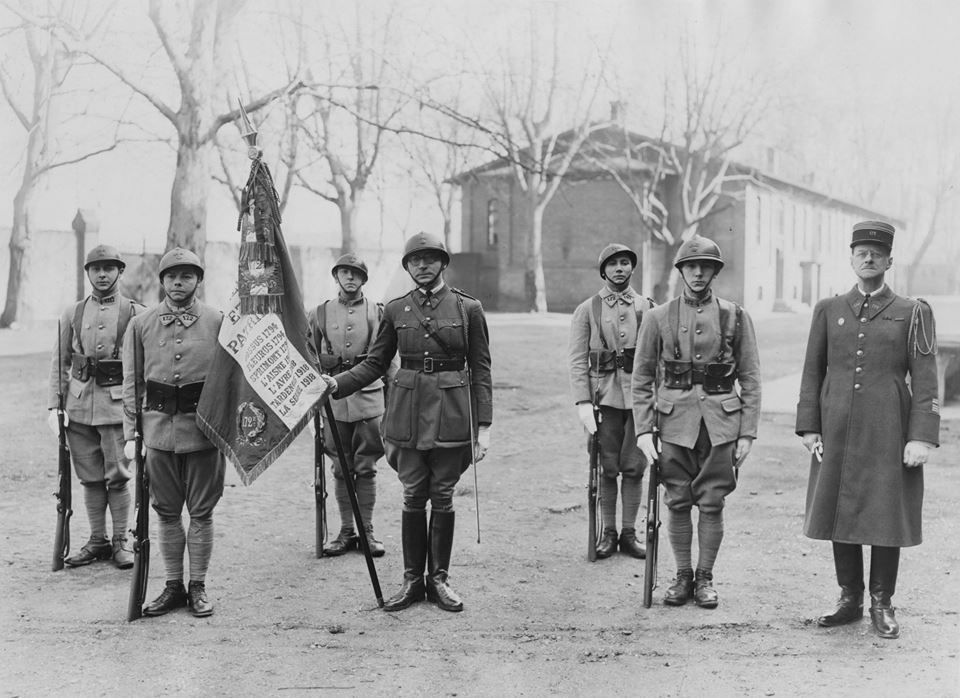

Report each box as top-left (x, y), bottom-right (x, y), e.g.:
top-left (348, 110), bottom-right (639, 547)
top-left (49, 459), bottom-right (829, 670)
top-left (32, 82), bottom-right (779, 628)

top-left (796, 220), bottom-right (939, 640)
top-left (633, 236), bottom-right (761, 609)
top-left (324, 232), bottom-right (493, 613)
top-left (47, 245), bottom-right (142, 569)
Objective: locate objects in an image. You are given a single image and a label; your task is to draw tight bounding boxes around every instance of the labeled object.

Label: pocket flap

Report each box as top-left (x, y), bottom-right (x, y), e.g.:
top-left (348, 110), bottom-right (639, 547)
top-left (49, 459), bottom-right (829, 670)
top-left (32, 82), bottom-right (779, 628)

top-left (360, 377), bottom-right (385, 392)
top-left (438, 371), bottom-right (468, 389)
top-left (392, 368), bottom-right (417, 389)
top-left (656, 399), bottom-right (674, 415)
top-left (68, 378), bottom-right (85, 399)
top-left (721, 396), bottom-right (743, 413)
top-left (109, 385), bottom-right (123, 401)
top-left (663, 360), bottom-right (691, 375)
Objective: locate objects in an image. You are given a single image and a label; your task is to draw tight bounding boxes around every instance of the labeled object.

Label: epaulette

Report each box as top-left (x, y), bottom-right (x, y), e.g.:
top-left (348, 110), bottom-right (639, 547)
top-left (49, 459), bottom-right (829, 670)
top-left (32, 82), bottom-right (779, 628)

top-left (451, 287), bottom-right (479, 301)
top-left (907, 297), bottom-right (937, 357)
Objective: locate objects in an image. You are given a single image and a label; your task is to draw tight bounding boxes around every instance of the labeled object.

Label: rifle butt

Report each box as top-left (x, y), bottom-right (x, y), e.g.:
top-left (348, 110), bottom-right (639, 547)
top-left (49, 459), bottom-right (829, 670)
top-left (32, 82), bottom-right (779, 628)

top-left (126, 539), bottom-right (150, 621)
top-left (52, 514), bottom-right (67, 572)
top-left (642, 460), bottom-right (660, 609)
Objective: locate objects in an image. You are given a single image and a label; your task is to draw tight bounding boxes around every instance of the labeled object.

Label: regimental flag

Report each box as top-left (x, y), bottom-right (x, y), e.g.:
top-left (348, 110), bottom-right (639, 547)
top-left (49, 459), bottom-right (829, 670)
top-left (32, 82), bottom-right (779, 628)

top-left (196, 107), bottom-right (330, 485)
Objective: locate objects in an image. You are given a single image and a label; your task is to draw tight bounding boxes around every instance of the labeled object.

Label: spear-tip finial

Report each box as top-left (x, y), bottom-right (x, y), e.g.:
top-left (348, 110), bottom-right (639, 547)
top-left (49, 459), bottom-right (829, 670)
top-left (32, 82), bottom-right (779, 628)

top-left (238, 99), bottom-right (259, 159)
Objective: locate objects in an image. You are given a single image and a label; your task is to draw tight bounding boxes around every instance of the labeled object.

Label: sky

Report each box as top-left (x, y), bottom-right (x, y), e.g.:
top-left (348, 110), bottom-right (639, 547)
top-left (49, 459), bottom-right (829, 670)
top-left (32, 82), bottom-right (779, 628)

top-left (1, 0), bottom-right (958, 257)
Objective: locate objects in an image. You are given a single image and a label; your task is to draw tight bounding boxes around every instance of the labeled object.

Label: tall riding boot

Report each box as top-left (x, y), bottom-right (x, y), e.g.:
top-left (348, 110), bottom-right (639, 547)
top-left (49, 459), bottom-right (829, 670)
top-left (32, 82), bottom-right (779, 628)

top-left (869, 546), bottom-right (901, 639)
top-left (383, 510), bottom-right (427, 612)
top-left (818, 542), bottom-right (864, 627)
top-left (427, 510), bottom-right (463, 612)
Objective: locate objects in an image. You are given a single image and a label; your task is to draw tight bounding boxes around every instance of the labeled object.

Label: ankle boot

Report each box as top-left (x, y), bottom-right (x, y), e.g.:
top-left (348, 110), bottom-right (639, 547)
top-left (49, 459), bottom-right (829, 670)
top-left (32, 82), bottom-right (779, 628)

top-left (817, 586), bottom-right (864, 627)
top-left (694, 568), bottom-right (719, 608)
top-left (143, 580), bottom-right (188, 616)
top-left (383, 510), bottom-right (427, 612)
top-left (664, 568), bottom-right (694, 606)
top-left (618, 528), bottom-right (646, 559)
top-left (595, 528), bottom-right (618, 559)
top-left (426, 510), bottom-right (463, 612)
top-left (112, 533), bottom-right (134, 570)
top-left (323, 527), bottom-right (358, 556)
top-left (818, 542), bottom-right (864, 627)
top-left (869, 546), bottom-right (900, 639)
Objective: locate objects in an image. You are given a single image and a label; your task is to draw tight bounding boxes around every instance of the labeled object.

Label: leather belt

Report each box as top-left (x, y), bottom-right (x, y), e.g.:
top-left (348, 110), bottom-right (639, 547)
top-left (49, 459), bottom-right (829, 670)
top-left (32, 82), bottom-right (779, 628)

top-left (400, 357), bottom-right (465, 373)
top-left (145, 380), bottom-right (205, 414)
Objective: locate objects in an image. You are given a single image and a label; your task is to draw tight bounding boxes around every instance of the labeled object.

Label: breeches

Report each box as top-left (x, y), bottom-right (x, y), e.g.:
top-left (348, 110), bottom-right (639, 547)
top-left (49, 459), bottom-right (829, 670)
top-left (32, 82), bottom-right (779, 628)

top-left (584, 406), bottom-right (646, 478)
top-left (66, 422), bottom-right (130, 487)
top-left (387, 443), bottom-right (471, 512)
top-left (323, 416), bottom-right (384, 479)
top-left (146, 447), bottom-right (225, 521)
top-left (660, 421), bottom-right (737, 515)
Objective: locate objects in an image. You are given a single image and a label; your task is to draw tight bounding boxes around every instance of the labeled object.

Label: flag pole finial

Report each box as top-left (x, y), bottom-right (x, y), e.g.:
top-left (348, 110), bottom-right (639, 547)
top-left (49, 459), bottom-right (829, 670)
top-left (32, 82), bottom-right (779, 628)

top-left (237, 99), bottom-right (259, 159)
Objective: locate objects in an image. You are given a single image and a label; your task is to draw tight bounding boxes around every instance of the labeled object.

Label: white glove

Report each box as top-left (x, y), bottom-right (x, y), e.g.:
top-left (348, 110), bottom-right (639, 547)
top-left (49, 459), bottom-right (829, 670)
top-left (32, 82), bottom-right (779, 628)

top-left (577, 402), bottom-right (597, 435)
top-left (903, 440), bottom-right (933, 468)
top-left (320, 374), bottom-right (338, 397)
top-left (475, 425), bottom-right (491, 462)
top-left (636, 432), bottom-right (660, 463)
top-left (123, 440), bottom-right (139, 461)
top-left (47, 409), bottom-right (67, 436)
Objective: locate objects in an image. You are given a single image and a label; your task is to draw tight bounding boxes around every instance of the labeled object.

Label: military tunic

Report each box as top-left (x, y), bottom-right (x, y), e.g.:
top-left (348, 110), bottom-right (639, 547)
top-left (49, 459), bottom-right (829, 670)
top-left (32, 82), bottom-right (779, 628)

top-left (308, 294), bottom-right (398, 478)
top-left (796, 286), bottom-right (940, 547)
top-left (48, 293), bottom-right (142, 485)
top-left (332, 284), bottom-right (492, 511)
top-left (568, 286), bottom-right (653, 477)
top-left (632, 291), bottom-right (761, 513)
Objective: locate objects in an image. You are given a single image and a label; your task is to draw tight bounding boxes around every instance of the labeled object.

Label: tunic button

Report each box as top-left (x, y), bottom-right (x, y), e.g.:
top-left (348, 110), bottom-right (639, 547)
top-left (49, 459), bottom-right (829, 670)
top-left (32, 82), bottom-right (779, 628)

top-left (348, 309), bottom-right (354, 314)
top-left (855, 367), bottom-right (862, 373)
top-left (695, 353), bottom-right (702, 359)
top-left (854, 384), bottom-right (861, 390)
top-left (860, 318), bottom-right (867, 323)
top-left (176, 319), bottom-right (182, 325)
top-left (697, 308), bottom-right (703, 313)
top-left (858, 333), bottom-right (864, 339)
top-left (96, 344), bottom-right (103, 350)
top-left (175, 338), bottom-right (182, 344)
top-left (619, 332), bottom-right (626, 337)
top-left (98, 325), bottom-right (104, 330)
top-left (424, 351), bottom-right (429, 355)
top-left (346, 326), bottom-right (352, 331)
top-left (175, 354), bottom-right (181, 360)
top-left (856, 350), bottom-right (863, 356)
top-left (173, 374), bottom-right (180, 380)
top-left (695, 329), bottom-right (702, 335)
top-left (159, 340), bottom-right (165, 346)
top-left (700, 395), bottom-right (706, 401)
top-left (620, 315), bottom-right (625, 321)
top-left (425, 334), bottom-right (430, 338)
top-left (345, 342), bottom-right (351, 347)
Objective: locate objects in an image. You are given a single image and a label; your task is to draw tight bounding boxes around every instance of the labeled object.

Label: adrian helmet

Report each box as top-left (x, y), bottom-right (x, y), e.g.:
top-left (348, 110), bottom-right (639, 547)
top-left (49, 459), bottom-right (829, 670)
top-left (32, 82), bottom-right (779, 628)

top-left (673, 235), bottom-right (724, 271)
top-left (401, 232), bottom-right (449, 268)
top-left (84, 244), bottom-right (125, 271)
top-left (331, 253), bottom-right (369, 281)
top-left (597, 243), bottom-right (638, 279)
top-left (158, 247), bottom-right (204, 280)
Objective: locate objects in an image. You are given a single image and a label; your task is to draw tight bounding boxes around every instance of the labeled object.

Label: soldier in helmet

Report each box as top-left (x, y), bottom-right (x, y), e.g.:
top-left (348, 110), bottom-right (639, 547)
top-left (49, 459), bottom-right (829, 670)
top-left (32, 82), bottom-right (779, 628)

top-left (632, 235), bottom-right (761, 608)
top-left (323, 232), bottom-right (493, 613)
top-left (308, 253), bottom-right (397, 557)
top-left (568, 243), bottom-right (655, 559)
top-left (47, 245), bottom-right (143, 569)
top-left (121, 247), bottom-right (225, 618)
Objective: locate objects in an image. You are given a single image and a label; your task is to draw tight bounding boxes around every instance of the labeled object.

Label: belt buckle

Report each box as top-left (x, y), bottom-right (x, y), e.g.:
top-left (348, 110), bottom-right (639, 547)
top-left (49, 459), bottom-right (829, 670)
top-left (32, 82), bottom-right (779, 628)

top-left (423, 357), bottom-right (435, 373)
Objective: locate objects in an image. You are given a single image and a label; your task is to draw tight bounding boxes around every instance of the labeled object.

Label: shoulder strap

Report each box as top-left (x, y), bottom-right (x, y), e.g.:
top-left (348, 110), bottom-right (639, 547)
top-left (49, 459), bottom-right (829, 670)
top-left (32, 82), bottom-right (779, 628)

top-left (663, 297), bottom-right (682, 359)
top-left (113, 299), bottom-right (135, 359)
top-left (407, 297), bottom-right (456, 356)
top-left (590, 294), bottom-right (610, 350)
top-left (314, 301), bottom-right (334, 355)
top-left (72, 298), bottom-right (89, 355)
top-left (716, 299), bottom-right (742, 363)
top-left (362, 298), bottom-right (381, 353)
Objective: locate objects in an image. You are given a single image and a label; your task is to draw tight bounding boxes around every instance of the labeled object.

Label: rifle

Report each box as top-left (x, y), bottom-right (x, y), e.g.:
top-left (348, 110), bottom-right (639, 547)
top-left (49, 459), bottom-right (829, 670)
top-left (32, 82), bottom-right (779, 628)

top-left (323, 400), bottom-right (383, 607)
top-left (52, 319), bottom-right (73, 572)
top-left (587, 409), bottom-right (602, 562)
top-left (127, 338), bottom-right (150, 621)
top-left (642, 430), bottom-right (661, 609)
top-left (454, 291), bottom-right (481, 544)
top-left (313, 411), bottom-right (328, 558)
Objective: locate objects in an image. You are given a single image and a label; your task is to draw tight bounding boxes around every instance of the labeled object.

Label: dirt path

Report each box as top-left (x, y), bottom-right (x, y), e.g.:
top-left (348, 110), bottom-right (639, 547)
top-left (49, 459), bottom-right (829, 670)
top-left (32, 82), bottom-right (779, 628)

top-left (1, 315), bottom-right (958, 697)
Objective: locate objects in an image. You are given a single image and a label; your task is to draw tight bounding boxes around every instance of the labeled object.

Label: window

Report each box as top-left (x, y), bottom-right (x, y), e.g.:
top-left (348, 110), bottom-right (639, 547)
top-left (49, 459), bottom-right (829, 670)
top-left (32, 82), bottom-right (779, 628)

top-left (486, 199), bottom-right (498, 247)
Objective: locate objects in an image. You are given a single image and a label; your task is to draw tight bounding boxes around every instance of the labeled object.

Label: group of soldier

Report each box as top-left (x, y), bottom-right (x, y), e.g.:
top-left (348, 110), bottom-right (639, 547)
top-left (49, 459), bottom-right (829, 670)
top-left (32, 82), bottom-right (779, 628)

top-left (47, 221), bottom-right (939, 640)
top-left (567, 220), bottom-right (939, 641)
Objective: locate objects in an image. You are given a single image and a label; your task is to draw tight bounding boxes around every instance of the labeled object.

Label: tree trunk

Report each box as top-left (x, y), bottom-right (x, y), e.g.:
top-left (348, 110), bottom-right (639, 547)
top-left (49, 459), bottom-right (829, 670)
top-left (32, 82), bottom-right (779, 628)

top-left (166, 135), bottom-right (213, 256)
top-left (442, 215), bottom-right (452, 251)
top-left (526, 202), bottom-right (547, 313)
top-left (339, 197), bottom-right (358, 256)
top-left (0, 187), bottom-right (32, 327)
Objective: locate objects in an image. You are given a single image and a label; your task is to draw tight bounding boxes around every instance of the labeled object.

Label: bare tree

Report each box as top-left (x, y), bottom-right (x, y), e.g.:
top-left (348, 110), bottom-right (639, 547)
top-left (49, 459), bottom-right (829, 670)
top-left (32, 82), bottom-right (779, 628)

top-left (480, 6), bottom-right (609, 312)
top-left (0, 1), bottom-right (120, 327)
top-left (50, 0), bottom-right (296, 259)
